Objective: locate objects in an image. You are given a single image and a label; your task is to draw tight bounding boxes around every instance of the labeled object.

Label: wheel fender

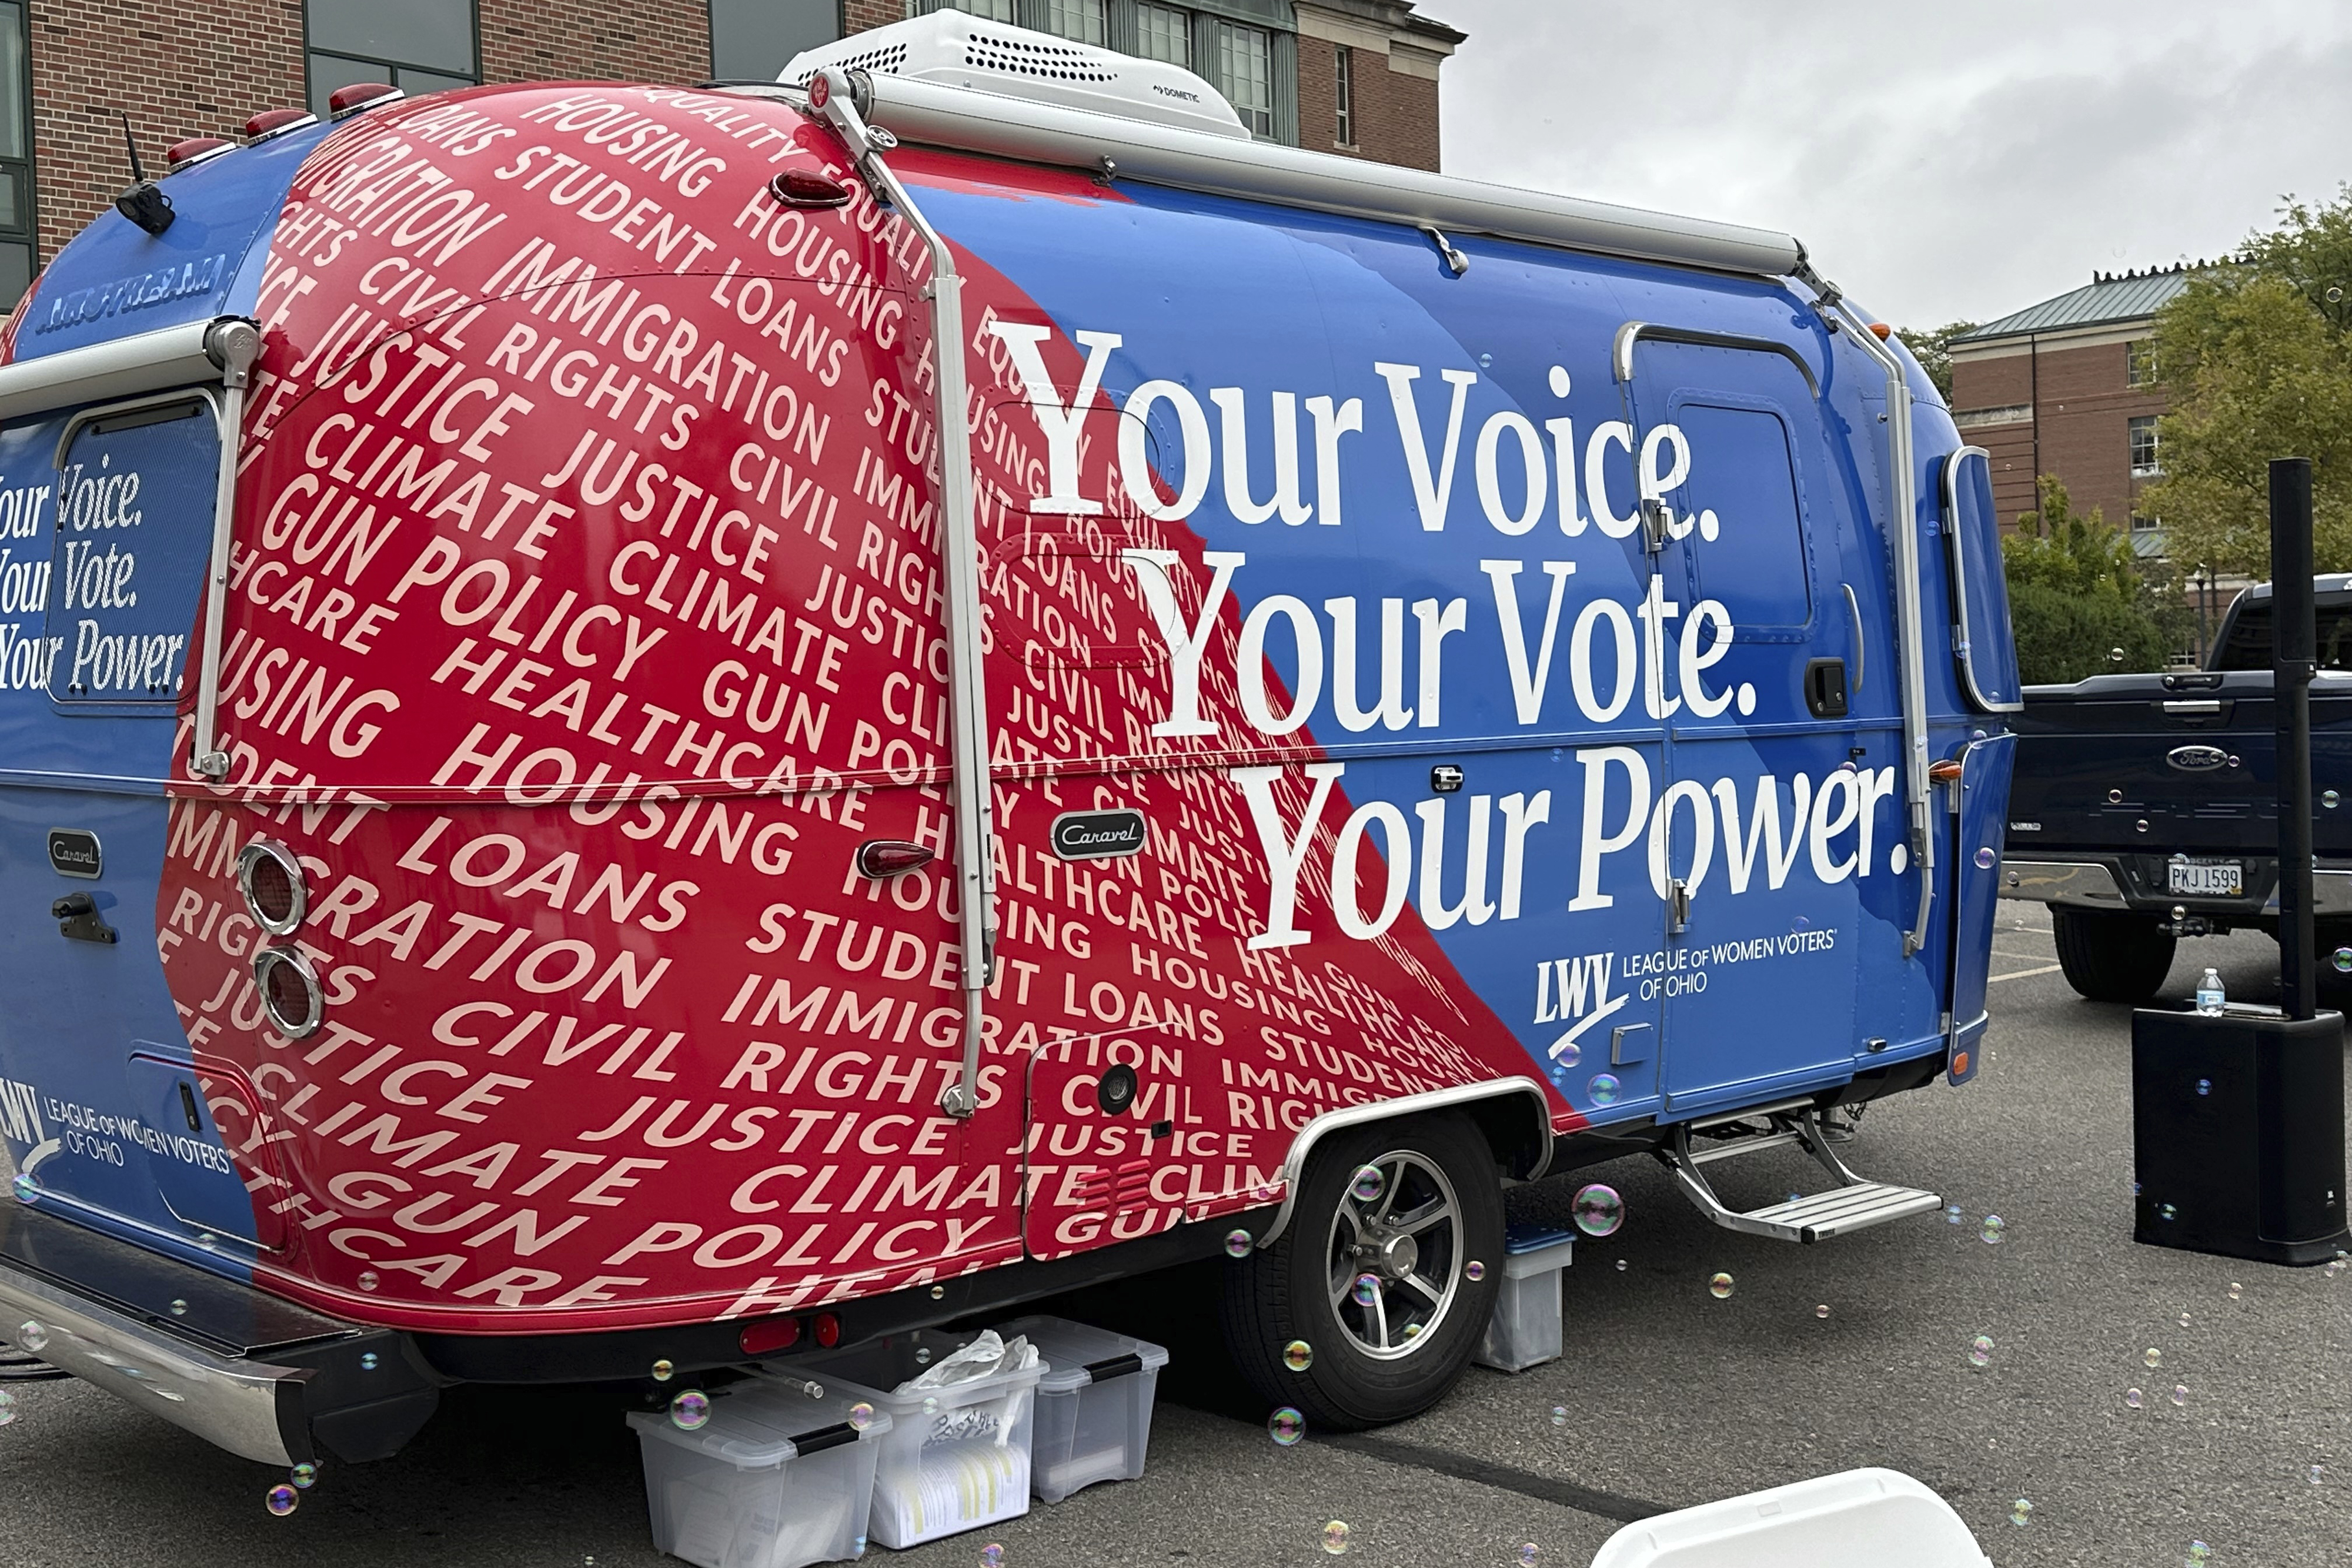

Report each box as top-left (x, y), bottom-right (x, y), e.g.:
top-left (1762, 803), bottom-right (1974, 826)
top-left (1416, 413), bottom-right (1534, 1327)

top-left (1254, 1078), bottom-right (1552, 1247)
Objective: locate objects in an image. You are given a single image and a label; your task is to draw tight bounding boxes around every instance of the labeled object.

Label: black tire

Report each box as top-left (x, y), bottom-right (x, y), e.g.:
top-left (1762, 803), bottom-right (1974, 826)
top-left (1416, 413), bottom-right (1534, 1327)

top-left (2052, 907), bottom-right (2177, 1002)
top-left (1218, 1111), bottom-right (1503, 1431)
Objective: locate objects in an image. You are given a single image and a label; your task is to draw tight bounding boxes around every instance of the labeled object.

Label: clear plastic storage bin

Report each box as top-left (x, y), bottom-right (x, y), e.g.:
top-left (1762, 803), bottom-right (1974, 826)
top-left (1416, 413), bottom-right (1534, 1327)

top-left (993, 1315), bottom-right (1170, 1503)
top-left (790, 1329), bottom-right (1047, 1549)
top-left (627, 1379), bottom-right (891, 1568)
top-left (1475, 1223), bottom-right (1575, 1372)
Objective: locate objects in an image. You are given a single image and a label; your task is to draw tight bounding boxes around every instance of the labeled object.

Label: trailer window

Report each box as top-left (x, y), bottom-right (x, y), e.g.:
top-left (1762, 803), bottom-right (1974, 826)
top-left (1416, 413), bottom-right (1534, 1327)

top-left (1674, 403), bottom-right (1813, 636)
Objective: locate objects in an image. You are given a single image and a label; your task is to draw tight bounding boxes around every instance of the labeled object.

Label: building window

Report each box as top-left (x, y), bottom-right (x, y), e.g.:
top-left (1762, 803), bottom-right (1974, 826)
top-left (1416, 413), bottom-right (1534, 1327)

top-left (2129, 416), bottom-right (2161, 476)
top-left (305, 0), bottom-right (478, 116)
top-left (1213, 19), bottom-right (1274, 138)
top-left (1334, 43), bottom-right (1354, 145)
top-left (711, 0), bottom-right (839, 81)
top-left (2130, 513), bottom-right (2161, 532)
top-left (927, 0), bottom-right (1018, 21)
top-left (2127, 340), bottom-right (2157, 387)
top-left (1041, 0), bottom-right (1105, 44)
top-left (1134, 2), bottom-right (1190, 67)
top-left (0, 0), bottom-right (32, 309)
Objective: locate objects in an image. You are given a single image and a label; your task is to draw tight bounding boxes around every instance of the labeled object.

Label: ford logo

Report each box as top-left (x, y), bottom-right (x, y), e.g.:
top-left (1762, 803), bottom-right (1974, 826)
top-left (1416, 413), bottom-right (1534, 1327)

top-left (2167, 744), bottom-right (2229, 773)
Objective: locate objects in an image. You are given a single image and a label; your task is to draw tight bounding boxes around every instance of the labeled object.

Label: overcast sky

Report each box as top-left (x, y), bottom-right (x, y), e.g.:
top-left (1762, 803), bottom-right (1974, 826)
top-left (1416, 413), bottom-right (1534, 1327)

top-left (1435, 1), bottom-right (2352, 330)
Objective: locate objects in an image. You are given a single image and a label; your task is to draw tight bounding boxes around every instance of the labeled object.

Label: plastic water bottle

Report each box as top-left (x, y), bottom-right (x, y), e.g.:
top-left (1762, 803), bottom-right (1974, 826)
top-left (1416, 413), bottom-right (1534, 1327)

top-left (2196, 968), bottom-right (2225, 1014)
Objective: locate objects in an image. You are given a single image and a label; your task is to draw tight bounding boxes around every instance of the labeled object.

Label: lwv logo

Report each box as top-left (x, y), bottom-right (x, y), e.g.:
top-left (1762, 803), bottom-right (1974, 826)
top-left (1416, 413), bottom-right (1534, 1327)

top-left (1534, 953), bottom-right (1625, 1061)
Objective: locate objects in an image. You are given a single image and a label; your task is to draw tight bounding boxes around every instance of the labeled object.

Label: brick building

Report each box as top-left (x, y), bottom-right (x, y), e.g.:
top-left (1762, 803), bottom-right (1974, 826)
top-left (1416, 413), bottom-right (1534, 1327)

top-left (1946, 265), bottom-right (2196, 555)
top-left (5, 0), bottom-right (1459, 312)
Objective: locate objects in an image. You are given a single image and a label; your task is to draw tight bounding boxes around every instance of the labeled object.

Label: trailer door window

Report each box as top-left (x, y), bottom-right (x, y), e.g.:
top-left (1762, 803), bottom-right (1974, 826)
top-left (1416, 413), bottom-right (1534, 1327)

top-left (1673, 402), bottom-right (1813, 637)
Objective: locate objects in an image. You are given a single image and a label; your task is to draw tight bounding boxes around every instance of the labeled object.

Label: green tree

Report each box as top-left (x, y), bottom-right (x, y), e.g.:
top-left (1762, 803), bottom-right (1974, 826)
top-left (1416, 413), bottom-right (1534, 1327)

top-left (2137, 188), bottom-right (2352, 576)
top-left (1896, 320), bottom-right (1976, 404)
top-left (2003, 476), bottom-right (2178, 683)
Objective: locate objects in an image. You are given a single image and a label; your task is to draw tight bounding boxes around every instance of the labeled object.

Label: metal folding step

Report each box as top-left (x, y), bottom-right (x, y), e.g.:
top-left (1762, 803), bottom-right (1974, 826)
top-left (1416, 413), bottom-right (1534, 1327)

top-left (1656, 1105), bottom-right (1943, 1243)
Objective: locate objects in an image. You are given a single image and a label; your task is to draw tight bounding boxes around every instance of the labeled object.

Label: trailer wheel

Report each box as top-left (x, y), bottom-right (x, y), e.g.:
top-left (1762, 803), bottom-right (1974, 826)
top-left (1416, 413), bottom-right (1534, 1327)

top-left (1219, 1111), bottom-right (1502, 1431)
top-left (2052, 907), bottom-right (2177, 1002)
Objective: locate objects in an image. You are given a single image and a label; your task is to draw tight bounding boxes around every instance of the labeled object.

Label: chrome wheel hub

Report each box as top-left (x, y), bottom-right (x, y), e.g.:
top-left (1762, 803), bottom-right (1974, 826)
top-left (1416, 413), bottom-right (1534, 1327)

top-left (1324, 1150), bottom-right (1462, 1362)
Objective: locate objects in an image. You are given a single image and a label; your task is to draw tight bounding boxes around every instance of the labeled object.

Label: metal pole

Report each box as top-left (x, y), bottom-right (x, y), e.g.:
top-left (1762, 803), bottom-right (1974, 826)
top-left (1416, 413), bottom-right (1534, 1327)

top-left (2271, 457), bottom-right (2316, 1021)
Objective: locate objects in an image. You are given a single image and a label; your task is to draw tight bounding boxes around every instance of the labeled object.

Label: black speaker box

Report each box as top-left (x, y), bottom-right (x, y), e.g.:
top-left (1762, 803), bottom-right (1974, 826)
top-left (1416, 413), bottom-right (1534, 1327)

top-left (2132, 1004), bottom-right (2350, 1265)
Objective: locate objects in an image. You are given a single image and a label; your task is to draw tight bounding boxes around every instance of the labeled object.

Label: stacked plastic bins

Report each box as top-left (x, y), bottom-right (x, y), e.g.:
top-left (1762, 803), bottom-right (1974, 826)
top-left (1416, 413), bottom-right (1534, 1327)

top-left (793, 1330), bottom-right (1048, 1549)
top-left (1475, 1223), bottom-right (1575, 1373)
top-left (993, 1316), bottom-right (1170, 1503)
top-left (627, 1379), bottom-right (893, 1568)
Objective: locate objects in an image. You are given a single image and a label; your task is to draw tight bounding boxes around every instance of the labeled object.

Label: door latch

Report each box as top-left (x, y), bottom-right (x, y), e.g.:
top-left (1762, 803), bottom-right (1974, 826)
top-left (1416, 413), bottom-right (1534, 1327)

top-left (1667, 877), bottom-right (1691, 936)
top-left (52, 892), bottom-right (117, 945)
top-left (1640, 496), bottom-right (1671, 554)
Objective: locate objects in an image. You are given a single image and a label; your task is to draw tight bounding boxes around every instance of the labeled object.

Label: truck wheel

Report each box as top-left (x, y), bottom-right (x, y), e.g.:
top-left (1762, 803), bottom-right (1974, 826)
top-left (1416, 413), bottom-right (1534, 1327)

top-left (2052, 907), bottom-right (2177, 1002)
top-left (1219, 1112), bottom-right (1502, 1431)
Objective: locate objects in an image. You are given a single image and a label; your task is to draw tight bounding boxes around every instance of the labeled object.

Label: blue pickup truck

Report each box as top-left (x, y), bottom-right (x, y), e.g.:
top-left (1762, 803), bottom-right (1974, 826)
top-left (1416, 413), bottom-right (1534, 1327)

top-left (2001, 576), bottom-right (2352, 1001)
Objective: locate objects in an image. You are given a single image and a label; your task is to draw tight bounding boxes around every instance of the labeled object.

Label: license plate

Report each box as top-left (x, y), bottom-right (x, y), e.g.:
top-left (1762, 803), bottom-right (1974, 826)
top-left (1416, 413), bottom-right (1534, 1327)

top-left (2168, 859), bottom-right (2243, 896)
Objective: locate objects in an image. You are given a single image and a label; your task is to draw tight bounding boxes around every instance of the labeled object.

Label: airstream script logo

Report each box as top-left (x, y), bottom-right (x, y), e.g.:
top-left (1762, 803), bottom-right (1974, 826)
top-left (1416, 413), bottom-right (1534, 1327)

top-left (1051, 809), bottom-right (1148, 860)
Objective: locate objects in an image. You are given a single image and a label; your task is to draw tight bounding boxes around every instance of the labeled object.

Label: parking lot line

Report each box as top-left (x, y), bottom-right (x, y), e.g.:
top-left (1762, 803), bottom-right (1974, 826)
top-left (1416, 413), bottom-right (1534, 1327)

top-left (1322, 1429), bottom-right (1673, 1523)
top-left (1989, 962), bottom-right (2064, 983)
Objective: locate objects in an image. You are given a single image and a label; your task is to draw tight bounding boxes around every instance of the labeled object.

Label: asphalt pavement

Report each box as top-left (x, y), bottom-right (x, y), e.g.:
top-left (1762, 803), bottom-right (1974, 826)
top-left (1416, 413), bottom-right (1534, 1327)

top-left (4, 903), bottom-right (2350, 1567)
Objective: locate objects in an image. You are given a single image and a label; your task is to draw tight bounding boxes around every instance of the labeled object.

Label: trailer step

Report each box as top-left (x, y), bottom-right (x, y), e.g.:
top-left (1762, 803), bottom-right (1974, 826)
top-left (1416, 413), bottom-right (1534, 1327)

top-left (1656, 1108), bottom-right (1942, 1244)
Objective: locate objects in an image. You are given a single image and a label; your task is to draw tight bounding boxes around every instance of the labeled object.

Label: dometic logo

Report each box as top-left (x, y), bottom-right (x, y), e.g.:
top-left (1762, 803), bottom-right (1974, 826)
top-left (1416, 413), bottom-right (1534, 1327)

top-left (2167, 744), bottom-right (2230, 773)
top-left (1152, 85), bottom-right (1203, 102)
top-left (46, 828), bottom-right (101, 879)
top-left (1051, 809), bottom-right (1148, 861)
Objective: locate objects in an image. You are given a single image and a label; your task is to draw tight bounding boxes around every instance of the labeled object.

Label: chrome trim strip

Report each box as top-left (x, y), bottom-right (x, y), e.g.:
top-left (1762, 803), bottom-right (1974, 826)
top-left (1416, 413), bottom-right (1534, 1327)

top-left (813, 73), bottom-right (997, 1119)
top-left (1612, 321), bottom-right (1821, 396)
top-left (0, 1257), bottom-right (309, 1466)
top-left (1939, 446), bottom-right (2024, 714)
top-left (1997, 858), bottom-right (2129, 905)
top-left (843, 73), bottom-right (1803, 277)
top-left (1843, 581), bottom-right (1865, 692)
top-left (1257, 1078), bottom-right (1553, 1248)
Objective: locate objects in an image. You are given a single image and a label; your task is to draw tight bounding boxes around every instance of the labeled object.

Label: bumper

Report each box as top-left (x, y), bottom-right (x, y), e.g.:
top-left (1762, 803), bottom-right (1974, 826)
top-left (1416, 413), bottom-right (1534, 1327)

top-left (0, 1205), bottom-right (436, 1466)
top-left (1999, 855), bottom-right (2352, 918)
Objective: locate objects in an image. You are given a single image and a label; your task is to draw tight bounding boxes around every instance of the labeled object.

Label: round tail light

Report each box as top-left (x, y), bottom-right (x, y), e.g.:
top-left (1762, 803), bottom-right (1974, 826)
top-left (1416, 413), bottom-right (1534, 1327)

top-left (253, 947), bottom-right (324, 1039)
top-left (236, 840), bottom-right (307, 935)
top-left (811, 1312), bottom-right (842, 1348)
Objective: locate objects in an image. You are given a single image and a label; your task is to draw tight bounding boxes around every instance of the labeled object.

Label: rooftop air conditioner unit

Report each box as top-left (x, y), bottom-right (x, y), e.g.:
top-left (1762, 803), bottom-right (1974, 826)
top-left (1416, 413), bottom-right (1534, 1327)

top-left (781, 12), bottom-right (1248, 141)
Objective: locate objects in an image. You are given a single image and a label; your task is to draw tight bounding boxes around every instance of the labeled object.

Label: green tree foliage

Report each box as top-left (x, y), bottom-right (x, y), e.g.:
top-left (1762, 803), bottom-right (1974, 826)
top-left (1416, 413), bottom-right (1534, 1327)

top-left (1896, 320), bottom-right (1976, 403)
top-left (2138, 188), bottom-right (2352, 576)
top-left (2003, 477), bottom-right (2179, 683)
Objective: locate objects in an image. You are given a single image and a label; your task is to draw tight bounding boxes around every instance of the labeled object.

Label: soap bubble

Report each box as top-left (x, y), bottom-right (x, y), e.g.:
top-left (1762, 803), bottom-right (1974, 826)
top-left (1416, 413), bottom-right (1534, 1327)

top-left (2195, 1078), bottom-right (2211, 1096)
top-left (360, 1353), bottom-right (379, 1372)
top-left (289, 1463), bottom-right (318, 1490)
top-left (1284, 1340), bottom-right (1313, 1372)
top-left (1268, 1407), bottom-right (1305, 1446)
top-left (650, 1359), bottom-right (674, 1382)
top-left (981, 1548), bottom-right (1004, 1568)
top-left (169, 1299), bottom-right (186, 1316)
top-left (1614, 1259), bottom-right (1628, 1272)
top-left (1980, 1215), bottom-right (2006, 1244)
top-left (14, 1320), bottom-right (45, 1355)
top-left (923, 1397), bottom-right (939, 1417)
top-left (2158, 1202), bottom-right (2180, 1221)
top-left (265, 1485), bottom-right (299, 1517)
top-left (1322, 1520), bottom-right (1351, 1554)
top-left (915, 1348), bottom-right (931, 1365)
top-left (1975, 847), bottom-right (1996, 870)
top-left (1572, 1183), bottom-right (1625, 1238)
top-left (2328, 791), bottom-right (2343, 810)
top-left (358, 1271), bottom-right (379, 1292)
top-left (1815, 1304), bottom-right (1830, 1319)
top-left (1555, 1042), bottom-right (1581, 1069)
top-left (669, 1390), bottom-right (711, 1430)
top-left (0, 1389), bottom-right (15, 1425)
top-left (2145, 1347), bottom-right (2163, 1369)
top-left (2335, 948), bottom-right (2352, 974)
top-left (9, 1173), bottom-right (30, 1203)
top-left (2310, 1464), bottom-right (2325, 1485)
top-left (2332, 285), bottom-right (2347, 303)
top-left (1708, 1272), bottom-right (1734, 1299)
top-left (2179, 1311), bottom-right (2191, 1328)
top-left (1945, 1204), bottom-right (1963, 1224)
top-left (1465, 1260), bottom-right (1486, 1282)
top-left (2126, 1388), bottom-right (2143, 1409)
top-left (2171, 1384), bottom-right (2188, 1406)
top-left (1225, 1229), bottom-right (1252, 1258)
top-left (1519, 1547), bottom-right (1540, 1567)
top-left (1351, 1273), bottom-right (1380, 1306)
top-left (1589, 1073), bottom-right (1622, 1105)
top-left (2010, 1498), bottom-right (2032, 1527)
top-left (848, 1402), bottom-right (875, 1430)
top-left (1349, 1165), bottom-right (1385, 1203)
top-left (2227, 1281), bottom-right (2242, 1300)
top-left (2186, 1542), bottom-right (2210, 1566)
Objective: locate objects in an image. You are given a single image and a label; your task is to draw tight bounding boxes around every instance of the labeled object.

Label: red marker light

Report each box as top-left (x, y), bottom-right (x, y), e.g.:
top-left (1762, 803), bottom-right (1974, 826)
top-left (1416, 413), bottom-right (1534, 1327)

top-left (808, 72), bottom-right (831, 109)
top-left (811, 1312), bottom-right (842, 1348)
top-left (328, 82), bottom-right (402, 120)
top-left (165, 137), bottom-right (233, 172)
top-left (242, 108), bottom-right (318, 141)
top-left (769, 169), bottom-right (853, 210)
top-left (737, 1316), bottom-right (801, 1357)
top-left (855, 841), bottom-right (934, 879)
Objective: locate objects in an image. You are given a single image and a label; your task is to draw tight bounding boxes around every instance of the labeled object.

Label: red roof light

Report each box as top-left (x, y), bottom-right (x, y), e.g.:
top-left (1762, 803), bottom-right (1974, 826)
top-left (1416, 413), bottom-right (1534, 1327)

top-left (328, 82), bottom-right (402, 120)
top-left (165, 137), bottom-right (233, 173)
top-left (242, 108), bottom-right (318, 141)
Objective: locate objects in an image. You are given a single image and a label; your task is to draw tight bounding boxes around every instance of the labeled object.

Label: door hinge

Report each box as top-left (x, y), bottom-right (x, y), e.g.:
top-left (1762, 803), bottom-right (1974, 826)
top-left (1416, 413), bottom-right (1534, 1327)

top-left (1668, 877), bottom-right (1691, 936)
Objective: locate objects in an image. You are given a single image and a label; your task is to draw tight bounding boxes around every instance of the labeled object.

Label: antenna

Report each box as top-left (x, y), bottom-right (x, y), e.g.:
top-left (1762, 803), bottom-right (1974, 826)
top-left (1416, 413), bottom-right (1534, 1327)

top-left (113, 113), bottom-right (176, 236)
top-left (121, 112), bottom-right (146, 183)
